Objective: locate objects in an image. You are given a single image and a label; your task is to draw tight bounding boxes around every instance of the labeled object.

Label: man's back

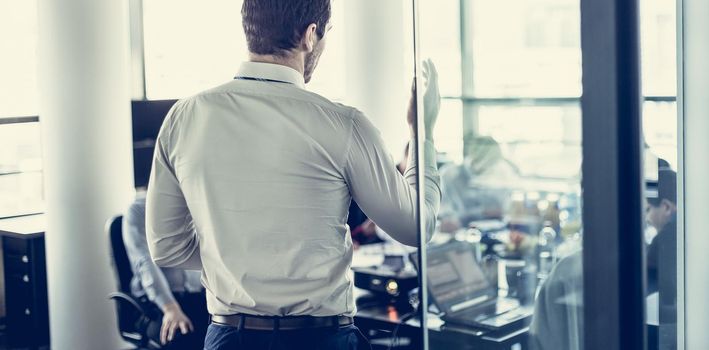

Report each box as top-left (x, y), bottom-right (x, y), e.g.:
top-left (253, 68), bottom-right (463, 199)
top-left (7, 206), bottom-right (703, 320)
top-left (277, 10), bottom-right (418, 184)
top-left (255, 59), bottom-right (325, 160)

top-left (147, 62), bottom-right (440, 318)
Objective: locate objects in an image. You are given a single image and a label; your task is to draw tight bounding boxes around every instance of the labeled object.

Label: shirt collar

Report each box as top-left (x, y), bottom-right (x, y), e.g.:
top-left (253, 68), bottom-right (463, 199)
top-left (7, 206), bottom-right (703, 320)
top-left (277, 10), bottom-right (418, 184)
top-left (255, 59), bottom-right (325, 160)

top-left (236, 61), bottom-right (306, 89)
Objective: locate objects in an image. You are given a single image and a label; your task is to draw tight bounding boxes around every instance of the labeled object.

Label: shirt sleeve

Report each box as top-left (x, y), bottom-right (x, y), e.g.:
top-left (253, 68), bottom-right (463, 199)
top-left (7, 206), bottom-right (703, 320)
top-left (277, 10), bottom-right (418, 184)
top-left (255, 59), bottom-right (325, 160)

top-left (122, 201), bottom-right (177, 309)
top-left (146, 103), bottom-right (202, 270)
top-left (342, 110), bottom-right (441, 247)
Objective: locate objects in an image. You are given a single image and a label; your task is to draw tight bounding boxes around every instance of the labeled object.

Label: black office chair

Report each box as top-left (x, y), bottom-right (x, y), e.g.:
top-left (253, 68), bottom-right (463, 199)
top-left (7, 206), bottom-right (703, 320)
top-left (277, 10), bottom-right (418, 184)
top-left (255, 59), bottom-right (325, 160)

top-left (106, 215), bottom-right (162, 350)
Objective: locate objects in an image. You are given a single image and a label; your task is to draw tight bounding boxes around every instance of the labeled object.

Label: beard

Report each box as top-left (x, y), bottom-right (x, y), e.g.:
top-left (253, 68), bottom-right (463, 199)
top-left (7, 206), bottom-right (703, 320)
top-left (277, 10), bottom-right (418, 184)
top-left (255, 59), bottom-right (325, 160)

top-left (303, 43), bottom-right (324, 84)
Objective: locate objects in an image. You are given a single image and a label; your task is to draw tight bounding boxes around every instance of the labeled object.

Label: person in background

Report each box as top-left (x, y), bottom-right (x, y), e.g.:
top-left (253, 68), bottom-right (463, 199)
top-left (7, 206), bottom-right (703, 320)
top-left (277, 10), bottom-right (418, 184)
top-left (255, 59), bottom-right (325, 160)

top-left (646, 168), bottom-right (677, 294)
top-left (438, 135), bottom-right (519, 233)
top-left (528, 251), bottom-right (584, 350)
top-left (645, 167), bottom-right (677, 349)
top-left (123, 190), bottom-right (208, 349)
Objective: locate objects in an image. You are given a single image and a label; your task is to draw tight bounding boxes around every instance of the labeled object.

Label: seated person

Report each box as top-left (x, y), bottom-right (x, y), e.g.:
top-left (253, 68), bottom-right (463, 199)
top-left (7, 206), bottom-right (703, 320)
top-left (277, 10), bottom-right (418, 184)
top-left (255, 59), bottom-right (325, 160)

top-left (530, 168), bottom-right (678, 350)
top-left (123, 190), bottom-right (209, 349)
top-left (529, 251), bottom-right (583, 350)
top-left (645, 168), bottom-right (677, 349)
top-left (438, 135), bottom-right (519, 233)
top-left (646, 168), bottom-right (677, 295)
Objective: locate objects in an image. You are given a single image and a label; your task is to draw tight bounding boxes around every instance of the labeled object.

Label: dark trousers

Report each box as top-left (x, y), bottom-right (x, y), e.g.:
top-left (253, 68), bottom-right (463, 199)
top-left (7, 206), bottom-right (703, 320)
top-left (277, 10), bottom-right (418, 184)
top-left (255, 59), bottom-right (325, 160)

top-left (144, 292), bottom-right (209, 350)
top-left (204, 322), bottom-right (372, 350)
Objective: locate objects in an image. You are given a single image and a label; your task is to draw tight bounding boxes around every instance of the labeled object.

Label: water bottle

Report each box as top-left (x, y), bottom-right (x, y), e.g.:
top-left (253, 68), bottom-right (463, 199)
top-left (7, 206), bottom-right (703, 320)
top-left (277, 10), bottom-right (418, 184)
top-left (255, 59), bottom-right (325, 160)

top-left (537, 221), bottom-right (557, 280)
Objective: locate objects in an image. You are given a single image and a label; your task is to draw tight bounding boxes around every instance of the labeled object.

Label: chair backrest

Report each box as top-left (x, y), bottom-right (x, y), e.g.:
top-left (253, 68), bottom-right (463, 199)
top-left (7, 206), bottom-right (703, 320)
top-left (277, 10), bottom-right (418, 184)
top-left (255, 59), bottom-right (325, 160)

top-left (107, 214), bottom-right (148, 340)
top-left (107, 215), bottom-right (134, 295)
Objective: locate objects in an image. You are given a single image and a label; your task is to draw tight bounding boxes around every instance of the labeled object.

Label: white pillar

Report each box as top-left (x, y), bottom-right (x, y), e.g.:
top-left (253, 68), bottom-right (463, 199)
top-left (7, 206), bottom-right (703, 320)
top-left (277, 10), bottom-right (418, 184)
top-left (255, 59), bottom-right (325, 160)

top-left (680, 0), bottom-right (709, 348)
top-left (343, 0), bottom-right (412, 155)
top-left (36, 1), bottom-right (134, 349)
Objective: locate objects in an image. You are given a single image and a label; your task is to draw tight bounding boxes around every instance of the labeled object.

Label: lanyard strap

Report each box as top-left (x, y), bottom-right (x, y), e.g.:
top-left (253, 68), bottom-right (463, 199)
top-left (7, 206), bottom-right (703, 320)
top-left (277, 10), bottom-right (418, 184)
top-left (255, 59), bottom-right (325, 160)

top-left (234, 76), bottom-right (293, 85)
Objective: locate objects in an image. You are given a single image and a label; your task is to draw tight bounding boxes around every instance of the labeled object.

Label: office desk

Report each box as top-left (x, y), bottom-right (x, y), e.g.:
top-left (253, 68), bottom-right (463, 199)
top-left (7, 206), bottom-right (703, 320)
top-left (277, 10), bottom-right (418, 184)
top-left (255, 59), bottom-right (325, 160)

top-left (352, 242), bottom-right (529, 350)
top-left (0, 214), bottom-right (49, 349)
top-left (353, 289), bottom-right (529, 350)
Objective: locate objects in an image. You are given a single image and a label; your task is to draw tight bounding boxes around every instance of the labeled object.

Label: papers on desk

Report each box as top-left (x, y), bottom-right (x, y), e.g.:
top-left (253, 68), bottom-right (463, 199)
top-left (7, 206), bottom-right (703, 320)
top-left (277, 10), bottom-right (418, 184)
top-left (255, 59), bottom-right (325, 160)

top-left (352, 242), bottom-right (416, 268)
top-left (352, 253), bottom-right (384, 268)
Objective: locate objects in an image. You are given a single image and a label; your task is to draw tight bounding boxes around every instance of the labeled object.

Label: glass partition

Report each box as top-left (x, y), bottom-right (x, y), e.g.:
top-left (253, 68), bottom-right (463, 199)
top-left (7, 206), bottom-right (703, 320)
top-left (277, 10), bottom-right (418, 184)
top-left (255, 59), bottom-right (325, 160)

top-left (414, 0), bottom-right (681, 349)
top-left (418, 1), bottom-right (584, 349)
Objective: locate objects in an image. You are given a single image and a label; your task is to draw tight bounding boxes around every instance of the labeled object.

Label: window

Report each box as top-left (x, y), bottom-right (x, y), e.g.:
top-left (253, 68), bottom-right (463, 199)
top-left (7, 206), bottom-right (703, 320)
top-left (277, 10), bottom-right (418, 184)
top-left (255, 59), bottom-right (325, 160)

top-left (142, 0), bottom-right (346, 101)
top-left (0, 1), bottom-right (39, 118)
top-left (0, 1), bottom-right (43, 219)
top-left (470, 0), bottom-right (581, 98)
top-left (0, 122), bottom-right (44, 218)
top-left (459, 0), bottom-right (582, 182)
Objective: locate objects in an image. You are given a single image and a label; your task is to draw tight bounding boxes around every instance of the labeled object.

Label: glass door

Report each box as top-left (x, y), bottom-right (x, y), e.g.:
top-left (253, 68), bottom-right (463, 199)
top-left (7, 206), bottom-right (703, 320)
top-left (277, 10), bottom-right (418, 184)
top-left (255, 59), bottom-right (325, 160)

top-left (416, 0), bottom-right (584, 349)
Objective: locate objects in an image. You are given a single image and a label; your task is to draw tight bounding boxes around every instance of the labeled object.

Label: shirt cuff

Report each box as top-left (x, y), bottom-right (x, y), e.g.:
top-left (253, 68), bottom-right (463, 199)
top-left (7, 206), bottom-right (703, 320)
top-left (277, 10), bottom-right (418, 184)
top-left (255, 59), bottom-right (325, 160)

top-left (405, 139), bottom-right (438, 173)
top-left (153, 293), bottom-right (177, 311)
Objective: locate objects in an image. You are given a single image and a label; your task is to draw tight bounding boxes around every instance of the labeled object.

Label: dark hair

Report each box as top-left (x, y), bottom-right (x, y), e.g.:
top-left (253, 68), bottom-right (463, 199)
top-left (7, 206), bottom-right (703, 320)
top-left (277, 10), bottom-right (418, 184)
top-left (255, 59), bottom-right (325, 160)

top-left (242, 0), bottom-right (331, 57)
top-left (647, 197), bottom-right (663, 207)
top-left (646, 168), bottom-right (677, 206)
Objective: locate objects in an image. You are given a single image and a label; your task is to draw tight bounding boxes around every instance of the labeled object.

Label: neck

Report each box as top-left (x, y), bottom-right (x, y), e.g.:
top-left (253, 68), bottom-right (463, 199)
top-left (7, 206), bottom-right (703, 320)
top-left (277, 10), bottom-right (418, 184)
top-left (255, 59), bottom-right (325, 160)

top-left (249, 53), bottom-right (305, 76)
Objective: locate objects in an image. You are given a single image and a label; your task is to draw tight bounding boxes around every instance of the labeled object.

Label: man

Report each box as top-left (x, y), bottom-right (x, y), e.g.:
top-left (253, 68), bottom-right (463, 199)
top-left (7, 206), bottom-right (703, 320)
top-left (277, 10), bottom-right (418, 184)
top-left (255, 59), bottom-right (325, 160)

top-left (646, 168), bottom-right (677, 350)
top-left (528, 251), bottom-right (584, 350)
top-left (438, 135), bottom-right (519, 233)
top-left (646, 168), bottom-right (677, 294)
top-left (145, 0), bottom-right (441, 349)
top-left (123, 191), bottom-right (209, 349)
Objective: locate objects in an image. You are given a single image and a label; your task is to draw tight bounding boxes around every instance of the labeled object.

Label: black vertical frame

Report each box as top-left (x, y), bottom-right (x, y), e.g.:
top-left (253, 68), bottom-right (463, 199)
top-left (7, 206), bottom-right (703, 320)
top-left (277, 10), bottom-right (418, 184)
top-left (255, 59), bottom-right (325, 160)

top-left (580, 0), bottom-right (646, 349)
top-left (411, 0), bottom-right (430, 348)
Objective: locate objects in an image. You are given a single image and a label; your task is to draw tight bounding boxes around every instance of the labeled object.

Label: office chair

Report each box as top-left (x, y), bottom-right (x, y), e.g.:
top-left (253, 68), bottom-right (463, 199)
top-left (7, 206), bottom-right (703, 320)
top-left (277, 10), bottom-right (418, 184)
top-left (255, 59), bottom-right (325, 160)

top-left (106, 215), bottom-right (162, 350)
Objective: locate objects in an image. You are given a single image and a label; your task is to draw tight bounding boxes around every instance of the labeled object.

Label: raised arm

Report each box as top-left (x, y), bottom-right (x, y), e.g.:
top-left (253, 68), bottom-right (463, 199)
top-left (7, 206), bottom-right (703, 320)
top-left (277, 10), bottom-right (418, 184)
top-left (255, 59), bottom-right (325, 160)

top-left (343, 60), bottom-right (442, 246)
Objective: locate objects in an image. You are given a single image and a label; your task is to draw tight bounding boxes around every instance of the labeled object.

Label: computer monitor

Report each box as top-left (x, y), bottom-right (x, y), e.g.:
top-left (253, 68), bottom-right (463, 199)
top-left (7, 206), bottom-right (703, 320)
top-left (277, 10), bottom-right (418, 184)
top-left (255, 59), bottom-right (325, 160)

top-left (131, 99), bottom-right (177, 187)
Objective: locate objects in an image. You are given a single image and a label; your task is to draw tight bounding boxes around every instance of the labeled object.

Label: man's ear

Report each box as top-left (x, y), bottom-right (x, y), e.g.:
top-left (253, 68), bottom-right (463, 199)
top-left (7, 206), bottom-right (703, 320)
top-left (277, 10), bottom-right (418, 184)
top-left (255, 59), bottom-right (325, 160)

top-left (661, 199), bottom-right (675, 212)
top-left (302, 23), bottom-right (318, 52)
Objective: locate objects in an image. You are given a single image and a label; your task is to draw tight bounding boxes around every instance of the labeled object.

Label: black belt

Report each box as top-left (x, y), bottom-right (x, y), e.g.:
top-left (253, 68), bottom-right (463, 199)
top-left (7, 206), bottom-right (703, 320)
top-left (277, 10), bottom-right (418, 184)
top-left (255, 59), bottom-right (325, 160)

top-left (210, 314), bottom-right (354, 331)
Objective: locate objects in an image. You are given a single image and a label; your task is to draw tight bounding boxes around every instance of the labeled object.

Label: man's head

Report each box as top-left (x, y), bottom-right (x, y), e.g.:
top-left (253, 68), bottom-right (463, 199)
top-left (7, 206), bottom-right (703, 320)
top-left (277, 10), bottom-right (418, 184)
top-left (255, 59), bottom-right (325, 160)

top-left (645, 168), bottom-right (677, 231)
top-left (463, 136), bottom-right (503, 174)
top-left (242, 0), bottom-right (332, 83)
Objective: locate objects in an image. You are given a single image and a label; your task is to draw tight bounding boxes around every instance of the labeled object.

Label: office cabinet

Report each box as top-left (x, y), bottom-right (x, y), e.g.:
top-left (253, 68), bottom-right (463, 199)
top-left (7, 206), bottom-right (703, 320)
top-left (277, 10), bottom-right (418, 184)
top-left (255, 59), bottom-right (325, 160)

top-left (0, 214), bottom-right (49, 349)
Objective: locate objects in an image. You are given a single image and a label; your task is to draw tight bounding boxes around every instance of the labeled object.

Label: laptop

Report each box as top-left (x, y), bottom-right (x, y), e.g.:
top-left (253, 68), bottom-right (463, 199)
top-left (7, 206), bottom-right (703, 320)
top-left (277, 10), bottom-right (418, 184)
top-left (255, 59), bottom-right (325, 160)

top-left (413, 243), bottom-right (533, 330)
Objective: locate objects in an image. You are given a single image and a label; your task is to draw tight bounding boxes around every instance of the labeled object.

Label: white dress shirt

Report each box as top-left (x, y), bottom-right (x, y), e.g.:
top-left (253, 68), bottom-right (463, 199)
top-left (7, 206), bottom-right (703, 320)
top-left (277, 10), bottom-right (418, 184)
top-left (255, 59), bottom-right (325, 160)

top-left (146, 61), bottom-right (440, 317)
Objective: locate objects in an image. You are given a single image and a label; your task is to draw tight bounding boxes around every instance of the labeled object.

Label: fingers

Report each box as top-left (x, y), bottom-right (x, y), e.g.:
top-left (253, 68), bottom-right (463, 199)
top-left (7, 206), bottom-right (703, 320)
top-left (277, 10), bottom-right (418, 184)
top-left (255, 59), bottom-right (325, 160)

top-left (167, 321), bottom-right (177, 344)
top-left (160, 320), bottom-right (170, 345)
top-left (179, 321), bottom-right (190, 336)
top-left (427, 59), bottom-right (438, 83)
top-left (420, 59), bottom-right (438, 90)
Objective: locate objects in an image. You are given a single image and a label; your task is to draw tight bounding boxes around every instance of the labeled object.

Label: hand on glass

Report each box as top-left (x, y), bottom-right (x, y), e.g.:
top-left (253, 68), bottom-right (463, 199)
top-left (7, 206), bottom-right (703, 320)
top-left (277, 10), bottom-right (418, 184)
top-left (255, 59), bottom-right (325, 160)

top-left (160, 302), bottom-right (194, 345)
top-left (407, 59), bottom-right (441, 140)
